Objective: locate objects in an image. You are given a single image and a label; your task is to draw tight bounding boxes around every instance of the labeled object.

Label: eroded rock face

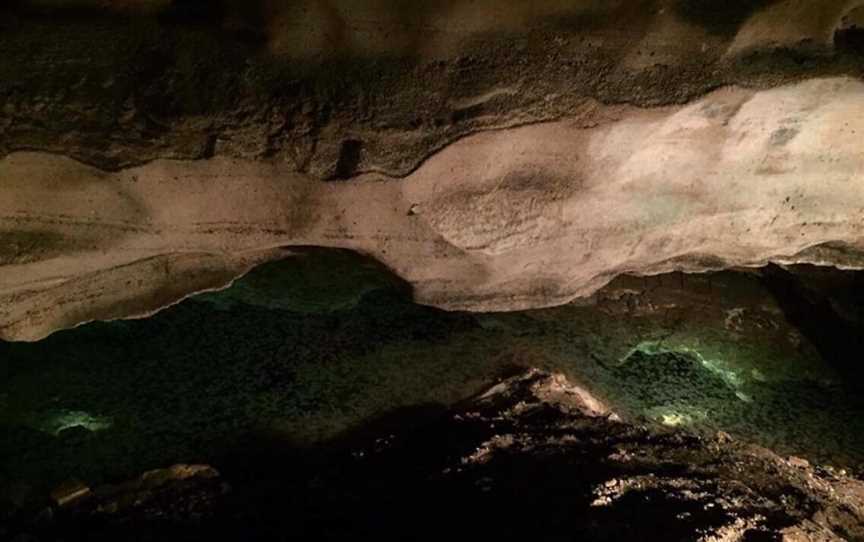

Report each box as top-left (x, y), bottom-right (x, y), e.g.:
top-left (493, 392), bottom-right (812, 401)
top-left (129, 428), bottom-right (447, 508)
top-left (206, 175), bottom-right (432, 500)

top-left (4, 78), bottom-right (864, 340)
top-left (3, 1), bottom-right (864, 339)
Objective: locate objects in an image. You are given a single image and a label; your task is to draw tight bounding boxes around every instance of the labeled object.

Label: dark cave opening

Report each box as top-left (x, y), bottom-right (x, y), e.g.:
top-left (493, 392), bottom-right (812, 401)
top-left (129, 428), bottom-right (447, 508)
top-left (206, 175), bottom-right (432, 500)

top-left (759, 264), bottom-right (864, 385)
top-left (836, 25), bottom-right (864, 55)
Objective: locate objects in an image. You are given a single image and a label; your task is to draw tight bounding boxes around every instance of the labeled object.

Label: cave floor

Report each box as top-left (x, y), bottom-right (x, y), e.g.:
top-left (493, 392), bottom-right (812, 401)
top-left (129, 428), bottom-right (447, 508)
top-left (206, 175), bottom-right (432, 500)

top-left (7, 369), bottom-right (864, 541)
top-left (2, 251), bottom-right (864, 517)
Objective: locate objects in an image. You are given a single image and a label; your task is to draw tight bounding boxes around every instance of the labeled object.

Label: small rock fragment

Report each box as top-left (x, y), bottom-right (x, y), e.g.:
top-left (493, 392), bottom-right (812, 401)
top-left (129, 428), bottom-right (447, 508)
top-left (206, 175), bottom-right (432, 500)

top-left (50, 479), bottom-right (90, 508)
top-left (789, 456), bottom-right (811, 469)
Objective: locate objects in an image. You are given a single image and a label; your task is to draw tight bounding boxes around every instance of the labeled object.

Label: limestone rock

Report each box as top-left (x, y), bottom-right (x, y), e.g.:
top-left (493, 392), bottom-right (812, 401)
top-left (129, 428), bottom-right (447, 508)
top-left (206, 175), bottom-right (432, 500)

top-left (4, 1), bottom-right (864, 340)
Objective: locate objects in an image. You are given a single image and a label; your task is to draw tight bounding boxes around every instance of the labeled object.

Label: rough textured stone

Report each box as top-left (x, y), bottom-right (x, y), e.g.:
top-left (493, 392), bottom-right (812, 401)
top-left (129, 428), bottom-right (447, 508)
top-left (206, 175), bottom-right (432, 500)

top-left (4, 1), bottom-right (864, 339)
top-left (8, 371), bottom-right (864, 541)
top-left (6, 260), bottom-right (864, 516)
top-left (4, 76), bottom-right (864, 339)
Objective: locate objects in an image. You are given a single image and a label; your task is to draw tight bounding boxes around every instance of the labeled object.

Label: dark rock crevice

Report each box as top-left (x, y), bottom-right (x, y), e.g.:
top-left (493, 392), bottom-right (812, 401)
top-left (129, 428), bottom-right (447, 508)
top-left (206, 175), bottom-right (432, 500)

top-left (760, 264), bottom-right (864, 387)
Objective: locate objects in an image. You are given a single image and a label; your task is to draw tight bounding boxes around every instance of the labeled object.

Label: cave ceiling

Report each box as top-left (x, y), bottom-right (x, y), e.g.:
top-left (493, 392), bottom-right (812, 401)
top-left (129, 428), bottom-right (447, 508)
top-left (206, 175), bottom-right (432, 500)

top-left (2, 0), bottom-right (864, 340)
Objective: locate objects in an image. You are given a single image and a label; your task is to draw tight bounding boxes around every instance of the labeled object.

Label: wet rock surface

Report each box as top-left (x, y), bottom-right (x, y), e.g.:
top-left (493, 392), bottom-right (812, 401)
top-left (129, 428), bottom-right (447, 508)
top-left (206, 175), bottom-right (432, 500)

top-left (7, 370), bottom-right (864, 541)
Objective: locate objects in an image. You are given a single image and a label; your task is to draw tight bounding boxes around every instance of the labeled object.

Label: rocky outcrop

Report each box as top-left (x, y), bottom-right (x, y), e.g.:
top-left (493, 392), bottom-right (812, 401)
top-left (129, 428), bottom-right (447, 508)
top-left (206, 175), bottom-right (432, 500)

top-left (8, 370), bottom-right (864, 541)
top-left (4, 1), bottom-right (864, 340)
top-left (11, 261), bottom-right (864, 518)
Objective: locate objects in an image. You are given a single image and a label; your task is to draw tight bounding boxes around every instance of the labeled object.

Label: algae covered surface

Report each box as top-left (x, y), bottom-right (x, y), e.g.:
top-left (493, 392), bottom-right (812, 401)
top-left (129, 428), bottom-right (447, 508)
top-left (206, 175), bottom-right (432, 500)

top-left (2, 252), bottom-right (864, 510)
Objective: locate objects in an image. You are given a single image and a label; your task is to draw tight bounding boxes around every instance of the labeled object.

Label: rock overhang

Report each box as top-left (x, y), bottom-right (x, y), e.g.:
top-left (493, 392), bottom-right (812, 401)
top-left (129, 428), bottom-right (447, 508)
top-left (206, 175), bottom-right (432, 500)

top-left (3, 1), bottom-right (864, 340)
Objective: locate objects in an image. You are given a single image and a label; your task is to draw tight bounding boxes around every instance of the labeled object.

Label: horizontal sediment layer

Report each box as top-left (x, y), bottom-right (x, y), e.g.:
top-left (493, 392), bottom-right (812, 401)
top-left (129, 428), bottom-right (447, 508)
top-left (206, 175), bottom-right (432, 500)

top-left (3, 77), bottom-right (864, 340)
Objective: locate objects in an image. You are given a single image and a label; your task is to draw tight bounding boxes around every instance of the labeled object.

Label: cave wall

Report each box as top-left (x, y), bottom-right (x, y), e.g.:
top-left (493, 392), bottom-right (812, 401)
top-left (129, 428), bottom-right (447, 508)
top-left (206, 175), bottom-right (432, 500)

top-left (3, 0), bottom-right (864, 340)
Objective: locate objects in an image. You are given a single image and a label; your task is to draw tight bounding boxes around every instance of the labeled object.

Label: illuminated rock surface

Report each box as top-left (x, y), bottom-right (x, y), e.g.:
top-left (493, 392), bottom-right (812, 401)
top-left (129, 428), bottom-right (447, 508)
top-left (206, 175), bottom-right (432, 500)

top-left (4, 1), bottom-right (864, 339)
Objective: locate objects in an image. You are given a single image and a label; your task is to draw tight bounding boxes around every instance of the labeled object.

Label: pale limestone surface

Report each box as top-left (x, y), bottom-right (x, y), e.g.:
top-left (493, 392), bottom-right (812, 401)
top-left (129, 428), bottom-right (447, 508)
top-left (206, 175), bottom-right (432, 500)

top-left (2, 77), bottom-right (864, 341)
